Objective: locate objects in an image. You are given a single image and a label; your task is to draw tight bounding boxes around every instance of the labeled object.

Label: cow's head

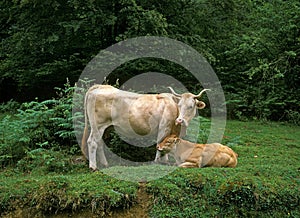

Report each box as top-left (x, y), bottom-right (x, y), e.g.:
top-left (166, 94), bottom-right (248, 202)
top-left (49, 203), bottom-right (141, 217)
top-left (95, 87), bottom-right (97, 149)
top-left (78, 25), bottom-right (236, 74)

top-left (156, 134), bottom-right (180, 153)
top-left (168, 87), bottom-right (210, 126)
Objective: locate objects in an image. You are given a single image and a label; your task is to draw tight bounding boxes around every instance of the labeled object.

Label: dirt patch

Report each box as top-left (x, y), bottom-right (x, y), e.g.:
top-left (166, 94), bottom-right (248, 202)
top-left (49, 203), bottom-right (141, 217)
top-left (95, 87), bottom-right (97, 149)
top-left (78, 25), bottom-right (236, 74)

top-left (2, 207), bottom-right (44, 218)
top-left (108, 182), bottom-right (151, 218)
top-left (2, 182), bottom-right (152, 218)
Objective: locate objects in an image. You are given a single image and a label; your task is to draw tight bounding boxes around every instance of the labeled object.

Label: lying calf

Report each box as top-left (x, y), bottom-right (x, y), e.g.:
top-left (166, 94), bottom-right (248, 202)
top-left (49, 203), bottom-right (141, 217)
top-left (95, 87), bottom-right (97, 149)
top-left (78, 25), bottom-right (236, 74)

top-left (157, 135), bottom-right (238, 168)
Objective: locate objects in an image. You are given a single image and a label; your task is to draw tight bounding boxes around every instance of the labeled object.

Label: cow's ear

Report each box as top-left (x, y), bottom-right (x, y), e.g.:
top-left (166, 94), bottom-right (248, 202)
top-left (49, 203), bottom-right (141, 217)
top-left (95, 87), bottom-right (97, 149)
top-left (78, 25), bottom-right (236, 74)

top-left (196, 100), bottom-right (206, 109)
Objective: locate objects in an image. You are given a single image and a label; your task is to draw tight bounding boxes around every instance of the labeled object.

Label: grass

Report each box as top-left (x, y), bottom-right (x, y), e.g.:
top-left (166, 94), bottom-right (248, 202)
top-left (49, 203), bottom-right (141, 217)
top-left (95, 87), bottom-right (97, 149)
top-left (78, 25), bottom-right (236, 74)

top-left (146, 120), bottom-right (300, 217)
top-left (0, 119), bottom-right (299, 217)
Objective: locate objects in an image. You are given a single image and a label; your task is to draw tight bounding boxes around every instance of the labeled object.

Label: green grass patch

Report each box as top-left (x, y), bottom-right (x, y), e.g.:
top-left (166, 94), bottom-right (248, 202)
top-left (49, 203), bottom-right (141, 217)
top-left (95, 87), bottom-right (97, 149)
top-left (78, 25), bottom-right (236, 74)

top-left (147, 120), bottom-right (300, 217)
top-left (0, 170), bottom-right (138, 216)
top-left (0, 120), bottom-right (299, 217)
top-left (147, 167), bottom-right (299, 217)
top-left (101, 165), bottom-right (177, 182)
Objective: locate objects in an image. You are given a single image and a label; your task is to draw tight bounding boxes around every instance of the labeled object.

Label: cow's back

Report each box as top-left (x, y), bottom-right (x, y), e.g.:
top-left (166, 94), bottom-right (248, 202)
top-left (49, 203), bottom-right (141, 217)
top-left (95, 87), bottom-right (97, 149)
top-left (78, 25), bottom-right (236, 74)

top-left (87, 85), bottom-right (178, 138)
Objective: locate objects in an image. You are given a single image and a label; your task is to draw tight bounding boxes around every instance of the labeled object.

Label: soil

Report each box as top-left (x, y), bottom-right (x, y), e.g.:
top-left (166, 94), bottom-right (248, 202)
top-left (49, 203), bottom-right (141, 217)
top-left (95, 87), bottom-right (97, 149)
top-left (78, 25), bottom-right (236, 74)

top-left (108, 182), bottom-right (151, 218)
top-left (3, 182), bottom-right (151, 218)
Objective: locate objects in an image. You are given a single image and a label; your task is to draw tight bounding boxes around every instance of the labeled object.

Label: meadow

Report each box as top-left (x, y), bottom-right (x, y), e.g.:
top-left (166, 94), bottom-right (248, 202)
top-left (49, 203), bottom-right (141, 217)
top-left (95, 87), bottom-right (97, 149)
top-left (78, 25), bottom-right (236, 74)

top-left (1, 1), bottom-right (299, 217)
top-left (0, 119), bottom-right (299, 217)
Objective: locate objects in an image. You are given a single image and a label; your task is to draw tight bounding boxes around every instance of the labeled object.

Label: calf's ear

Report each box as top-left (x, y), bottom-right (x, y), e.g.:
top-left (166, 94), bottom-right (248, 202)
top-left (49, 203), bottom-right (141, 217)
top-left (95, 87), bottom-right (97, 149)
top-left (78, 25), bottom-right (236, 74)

top-left (196, 100), bottom-right (206, 109)
top-left (174, 138), bottom-right (181, 144)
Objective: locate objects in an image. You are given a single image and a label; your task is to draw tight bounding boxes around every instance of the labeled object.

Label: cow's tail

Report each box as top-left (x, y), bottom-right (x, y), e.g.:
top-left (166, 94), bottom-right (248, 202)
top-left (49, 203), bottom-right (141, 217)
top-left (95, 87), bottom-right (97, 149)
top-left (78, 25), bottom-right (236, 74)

top-left (81, 91), bottom-right (89, 160)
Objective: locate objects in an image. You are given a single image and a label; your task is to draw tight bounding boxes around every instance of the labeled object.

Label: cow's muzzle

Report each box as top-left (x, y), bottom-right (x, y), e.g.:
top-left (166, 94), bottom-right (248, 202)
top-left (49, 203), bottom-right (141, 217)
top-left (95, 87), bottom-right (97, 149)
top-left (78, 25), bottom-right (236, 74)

top-left (175, 118), bottom-right (187, 126)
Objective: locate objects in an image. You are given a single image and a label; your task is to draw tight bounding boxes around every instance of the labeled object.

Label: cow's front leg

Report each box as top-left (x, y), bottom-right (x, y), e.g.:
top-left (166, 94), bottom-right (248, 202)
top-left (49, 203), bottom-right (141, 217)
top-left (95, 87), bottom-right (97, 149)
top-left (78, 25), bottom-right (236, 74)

top-left (154, 150), bottom-right (169, 163)
top-left (155, 128), bottom-right (171, 164)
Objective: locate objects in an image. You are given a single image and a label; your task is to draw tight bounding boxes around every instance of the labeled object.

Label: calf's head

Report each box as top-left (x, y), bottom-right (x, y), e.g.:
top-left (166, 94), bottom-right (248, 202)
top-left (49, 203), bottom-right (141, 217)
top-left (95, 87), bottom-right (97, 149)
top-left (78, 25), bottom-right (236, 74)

top-left (157, 135), bottom-right (180, 153)
top-left (168, 87), bottom-right (209, 126)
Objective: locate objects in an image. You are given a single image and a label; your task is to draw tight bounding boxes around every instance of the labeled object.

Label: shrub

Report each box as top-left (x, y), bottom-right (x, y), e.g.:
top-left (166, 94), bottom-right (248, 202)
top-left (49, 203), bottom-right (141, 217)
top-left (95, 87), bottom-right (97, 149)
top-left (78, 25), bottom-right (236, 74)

top-left (0, 115), bottom-right (28, 167)
top-left (16, 148), bottom-right (73, 174)
top-left (0, 100), bottom-right (20, 114)
top-left (0, 80), bottom-right (83, 167)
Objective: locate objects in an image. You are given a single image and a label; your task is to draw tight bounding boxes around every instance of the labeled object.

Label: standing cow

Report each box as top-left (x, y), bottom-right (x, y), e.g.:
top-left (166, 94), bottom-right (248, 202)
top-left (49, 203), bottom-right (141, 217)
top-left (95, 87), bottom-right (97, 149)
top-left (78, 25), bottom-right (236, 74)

top-left (81, 85), bottom-right (209, 170)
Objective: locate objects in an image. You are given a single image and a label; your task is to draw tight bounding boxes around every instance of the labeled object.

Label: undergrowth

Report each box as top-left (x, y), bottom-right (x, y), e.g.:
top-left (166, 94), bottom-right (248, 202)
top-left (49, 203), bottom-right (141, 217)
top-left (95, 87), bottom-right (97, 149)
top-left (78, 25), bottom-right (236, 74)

top-left (0, 79), bottom-right (90, 167)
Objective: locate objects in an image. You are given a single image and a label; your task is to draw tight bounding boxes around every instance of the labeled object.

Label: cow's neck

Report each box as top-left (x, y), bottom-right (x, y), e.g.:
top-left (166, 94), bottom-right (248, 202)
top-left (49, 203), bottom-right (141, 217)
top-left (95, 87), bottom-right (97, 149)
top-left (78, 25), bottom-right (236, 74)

top-left (175, 139), bottom-right (196, 162)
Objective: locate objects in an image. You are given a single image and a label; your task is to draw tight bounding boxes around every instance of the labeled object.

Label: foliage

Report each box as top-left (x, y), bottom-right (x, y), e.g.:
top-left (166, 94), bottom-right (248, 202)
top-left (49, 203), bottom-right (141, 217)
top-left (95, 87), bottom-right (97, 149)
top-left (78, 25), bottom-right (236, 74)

top-left (0, 115), bottom-right (27, 167)
top-left (0, 80), bottom-right (79, 167)
top-left (1, 0), bottom-right (299, 122)
top-left (16, 148), bottom-right (73, 174)
top-left (0, 100), bottom-right (20, 114)
top-left (217, 0), bottom-right (300, 121)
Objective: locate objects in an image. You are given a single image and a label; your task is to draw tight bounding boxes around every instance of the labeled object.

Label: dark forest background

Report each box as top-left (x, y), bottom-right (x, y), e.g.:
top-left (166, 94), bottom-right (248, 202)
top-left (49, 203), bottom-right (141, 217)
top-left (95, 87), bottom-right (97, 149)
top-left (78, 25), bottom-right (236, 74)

top-left (1, 0), bottom-right (299, 121)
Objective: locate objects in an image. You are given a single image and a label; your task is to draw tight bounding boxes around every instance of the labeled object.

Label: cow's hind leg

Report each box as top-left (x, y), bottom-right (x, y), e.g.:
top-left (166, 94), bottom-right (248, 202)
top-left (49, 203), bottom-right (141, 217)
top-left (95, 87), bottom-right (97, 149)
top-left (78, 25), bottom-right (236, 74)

top-left (87, 126), bottom-right (109, 171)
top-left (87, 130), bottom-right (98, 171)
top-left (96, 138), bottom-right (108, 168)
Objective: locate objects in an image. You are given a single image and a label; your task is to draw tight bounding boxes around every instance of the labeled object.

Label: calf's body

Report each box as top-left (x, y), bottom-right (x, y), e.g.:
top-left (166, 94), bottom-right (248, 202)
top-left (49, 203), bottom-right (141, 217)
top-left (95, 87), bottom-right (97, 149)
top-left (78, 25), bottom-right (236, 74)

top-left (157, 135), bottom-right (238, 168)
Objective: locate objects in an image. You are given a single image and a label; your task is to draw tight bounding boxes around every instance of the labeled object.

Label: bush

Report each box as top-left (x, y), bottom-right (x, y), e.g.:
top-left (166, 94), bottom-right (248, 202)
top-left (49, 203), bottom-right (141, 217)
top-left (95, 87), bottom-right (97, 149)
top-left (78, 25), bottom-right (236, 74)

top-left (0, 115), bottom-right (28, 167)
top-left (0, 80), bottom-right (82, 167)
top-left (0, 100), bottom-right (20, 114)
top-left (16, 148), bottom-right (73, 174)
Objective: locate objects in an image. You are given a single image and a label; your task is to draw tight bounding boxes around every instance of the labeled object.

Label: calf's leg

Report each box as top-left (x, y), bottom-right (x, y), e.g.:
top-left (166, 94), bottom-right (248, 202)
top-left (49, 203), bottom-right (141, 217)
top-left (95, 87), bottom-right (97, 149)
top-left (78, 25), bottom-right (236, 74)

top-left (179, 162), bottom-right (198, 168)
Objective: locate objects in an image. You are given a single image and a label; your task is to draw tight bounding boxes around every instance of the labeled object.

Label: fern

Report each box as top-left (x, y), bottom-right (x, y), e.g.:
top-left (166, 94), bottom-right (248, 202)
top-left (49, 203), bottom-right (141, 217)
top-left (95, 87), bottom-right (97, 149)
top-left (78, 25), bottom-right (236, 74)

top-left (0, 79), bottom-right (93, 167)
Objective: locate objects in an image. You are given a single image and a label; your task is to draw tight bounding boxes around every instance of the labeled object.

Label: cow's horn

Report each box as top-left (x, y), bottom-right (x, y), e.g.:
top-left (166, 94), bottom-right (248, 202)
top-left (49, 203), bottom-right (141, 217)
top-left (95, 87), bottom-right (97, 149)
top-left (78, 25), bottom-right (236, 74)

top-left (168, 87), bottom-right (181, 97)
top-left (194, 89), bottom-right (211, 98)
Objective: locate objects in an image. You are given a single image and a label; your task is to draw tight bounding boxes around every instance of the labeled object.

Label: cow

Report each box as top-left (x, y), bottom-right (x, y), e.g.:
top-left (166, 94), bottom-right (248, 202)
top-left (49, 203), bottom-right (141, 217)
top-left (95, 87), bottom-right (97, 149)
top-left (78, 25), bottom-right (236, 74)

top-left (81, 84), bottom-right (210, 170)
top-left (157, 135), bottom-right (238, 168)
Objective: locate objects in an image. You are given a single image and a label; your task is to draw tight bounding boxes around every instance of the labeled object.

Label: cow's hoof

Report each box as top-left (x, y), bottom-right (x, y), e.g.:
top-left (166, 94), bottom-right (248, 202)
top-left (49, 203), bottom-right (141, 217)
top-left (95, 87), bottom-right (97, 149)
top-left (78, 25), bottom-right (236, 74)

top-left (153, 160), bottom-right (162, 165)
top-left (89, 167), bottom-right (98, 172)
top-left (153, 160), bottom-right (170, 166)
